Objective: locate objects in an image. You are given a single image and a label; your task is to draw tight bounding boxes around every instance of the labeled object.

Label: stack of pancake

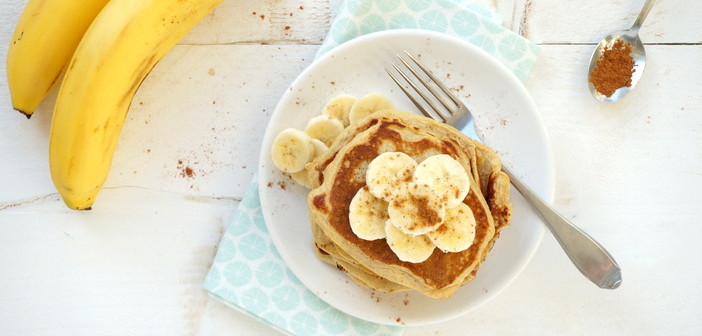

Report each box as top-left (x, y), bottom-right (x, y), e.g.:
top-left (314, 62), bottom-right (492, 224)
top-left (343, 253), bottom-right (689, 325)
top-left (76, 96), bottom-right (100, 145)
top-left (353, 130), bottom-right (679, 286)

top-left (305, 110), bottom-right (511, 299)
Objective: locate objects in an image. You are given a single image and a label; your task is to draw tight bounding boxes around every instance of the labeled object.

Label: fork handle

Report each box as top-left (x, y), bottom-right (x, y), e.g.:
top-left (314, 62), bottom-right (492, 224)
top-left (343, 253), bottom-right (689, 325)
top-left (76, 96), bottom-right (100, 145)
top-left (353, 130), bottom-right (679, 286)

top-left (501, 166), bottom-right (622, 289)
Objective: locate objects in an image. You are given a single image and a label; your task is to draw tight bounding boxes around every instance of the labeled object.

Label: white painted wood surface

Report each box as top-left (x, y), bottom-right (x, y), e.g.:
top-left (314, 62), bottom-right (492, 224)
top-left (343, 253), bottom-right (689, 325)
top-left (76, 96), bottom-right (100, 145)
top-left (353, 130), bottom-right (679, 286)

top-left (1, 0), bottom-right (700, 335)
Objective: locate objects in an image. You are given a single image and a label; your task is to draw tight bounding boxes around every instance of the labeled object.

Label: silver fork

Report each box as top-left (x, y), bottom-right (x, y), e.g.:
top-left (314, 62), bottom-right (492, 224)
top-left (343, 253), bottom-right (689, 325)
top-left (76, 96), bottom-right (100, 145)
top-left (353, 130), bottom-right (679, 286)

top-left (387, 51), bottom-right (622, 290)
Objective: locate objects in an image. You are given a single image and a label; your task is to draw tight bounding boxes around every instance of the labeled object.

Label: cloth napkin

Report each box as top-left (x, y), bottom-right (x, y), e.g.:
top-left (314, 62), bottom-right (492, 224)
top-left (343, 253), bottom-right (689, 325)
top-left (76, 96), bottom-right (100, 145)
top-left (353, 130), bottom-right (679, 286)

top-left (203, 1), bottom-right (539, 335)
top-left (316, 0), bottom-right (539, 80)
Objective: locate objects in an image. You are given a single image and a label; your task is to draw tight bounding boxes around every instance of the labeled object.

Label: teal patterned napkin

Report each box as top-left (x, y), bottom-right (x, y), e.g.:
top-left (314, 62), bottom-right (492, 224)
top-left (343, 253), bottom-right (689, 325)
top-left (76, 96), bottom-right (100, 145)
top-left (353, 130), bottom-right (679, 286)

top-left (204, 1), bottom-right (539, 335)
top-left (204, 179), bottom-right (402, 335)
top-left (317, 0), bottom-right (539, 81)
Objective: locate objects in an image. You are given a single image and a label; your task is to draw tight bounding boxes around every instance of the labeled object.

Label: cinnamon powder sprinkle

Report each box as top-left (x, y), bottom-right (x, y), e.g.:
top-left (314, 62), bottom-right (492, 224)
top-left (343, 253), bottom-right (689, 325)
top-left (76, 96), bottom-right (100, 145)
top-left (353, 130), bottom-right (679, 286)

top-left (589, 40), bottom-right (635, 97)
top-left (177, 160), bottom-right (194, 178)
top-left (412, 195), bottom-right (440, 229)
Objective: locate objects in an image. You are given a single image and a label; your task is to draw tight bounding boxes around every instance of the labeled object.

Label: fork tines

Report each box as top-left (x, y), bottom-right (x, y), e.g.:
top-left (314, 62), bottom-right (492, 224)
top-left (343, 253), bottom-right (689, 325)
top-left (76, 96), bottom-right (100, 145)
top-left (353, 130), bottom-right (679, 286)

top-left (386, 51), bottom-right (463, 123)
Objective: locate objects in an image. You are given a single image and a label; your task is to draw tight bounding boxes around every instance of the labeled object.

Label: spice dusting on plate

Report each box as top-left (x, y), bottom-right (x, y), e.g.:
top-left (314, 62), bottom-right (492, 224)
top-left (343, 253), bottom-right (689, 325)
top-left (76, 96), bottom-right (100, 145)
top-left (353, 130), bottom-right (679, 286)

top-left (589, 40), bottom-right (635, 97)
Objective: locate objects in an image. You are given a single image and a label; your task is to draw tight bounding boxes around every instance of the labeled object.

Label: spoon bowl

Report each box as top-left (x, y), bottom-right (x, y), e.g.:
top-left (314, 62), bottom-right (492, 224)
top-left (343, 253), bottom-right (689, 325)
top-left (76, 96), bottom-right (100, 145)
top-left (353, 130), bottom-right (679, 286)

top-left (587, 0), bottom-right (655, 103)
top-left (588, 31), bottom-right (646, 103)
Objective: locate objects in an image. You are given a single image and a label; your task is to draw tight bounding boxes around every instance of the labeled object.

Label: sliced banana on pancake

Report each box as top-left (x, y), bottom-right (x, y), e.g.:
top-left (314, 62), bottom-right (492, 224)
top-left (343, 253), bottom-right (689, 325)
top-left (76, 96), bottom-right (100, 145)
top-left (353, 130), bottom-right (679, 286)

top-left (388, 182), bottom-right (447, 235)
top-left (322, 94), bottom-right (357, 127)
top-left (271, 128), bottom-right (314, 173)
top-left (414, 154), bottom-right (471, 208)
top-left (366, 152), bottom-right (417, 201)
top-left (426, 203), bottom-right (477, 253)
top-left (304, 115), bottom-right (345, 146)
top-left (348, 93), bottom-right (395, 125)
top-left (385, 220), bottom-right (435, 263)
top-left (349, 186), bottom-right (388, 240)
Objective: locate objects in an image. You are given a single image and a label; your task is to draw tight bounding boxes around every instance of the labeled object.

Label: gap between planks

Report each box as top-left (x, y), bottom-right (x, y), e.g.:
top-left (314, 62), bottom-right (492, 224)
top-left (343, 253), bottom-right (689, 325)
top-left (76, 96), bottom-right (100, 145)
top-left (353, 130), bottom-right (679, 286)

top-left (178, 40), bottom-right (323, 46)
top-left (178, 41), bottom-right (702, 47)
top-left (538, 42), bottom-right (702, 46)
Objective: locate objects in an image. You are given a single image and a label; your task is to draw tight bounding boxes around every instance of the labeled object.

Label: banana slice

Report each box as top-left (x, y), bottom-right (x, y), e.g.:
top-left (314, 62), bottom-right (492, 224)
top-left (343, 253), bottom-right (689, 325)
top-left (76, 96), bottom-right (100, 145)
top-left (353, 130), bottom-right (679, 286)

top-left (349, 186), bottom-right (388, 240)
top-left (311, 138), bottom-right (329, 157)
top-left (304, 115), bottom-right (345, 146)
top-left (387, 182), bottom-right (447, 235)
top-left (366, 152), bottom-right (417, 201)
top-left (348, 93), bottom-right (395, 125)
top-left (290, 170), bottom-right (312, 188)
top-left (290, 139), bottom-right (328, 188)
top-left (413, 154), bottom-right (471, 208)
top-left (270, 128), bottom-right (314, 173)
top-left (322, 94), bottom-right (357, 127)
top-left (426, 203), bottom-right (476, 253)
top-left (385, 220), bottom-right (435, 263)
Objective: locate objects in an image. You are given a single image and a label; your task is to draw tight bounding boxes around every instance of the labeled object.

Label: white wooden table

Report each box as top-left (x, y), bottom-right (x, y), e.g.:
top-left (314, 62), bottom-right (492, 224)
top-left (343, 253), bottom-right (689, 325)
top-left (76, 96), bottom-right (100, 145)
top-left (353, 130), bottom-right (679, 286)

top-left (1, 0), bottom-right (700, 334)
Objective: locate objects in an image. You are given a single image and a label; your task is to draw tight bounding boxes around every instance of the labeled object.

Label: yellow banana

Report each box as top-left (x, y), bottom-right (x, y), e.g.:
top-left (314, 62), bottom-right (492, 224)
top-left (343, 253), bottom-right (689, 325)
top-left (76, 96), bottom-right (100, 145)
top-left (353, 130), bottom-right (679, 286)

top-left (49, 0), bottom-right (222, 210)
top-left (6, 0), bottom-right (110, 118)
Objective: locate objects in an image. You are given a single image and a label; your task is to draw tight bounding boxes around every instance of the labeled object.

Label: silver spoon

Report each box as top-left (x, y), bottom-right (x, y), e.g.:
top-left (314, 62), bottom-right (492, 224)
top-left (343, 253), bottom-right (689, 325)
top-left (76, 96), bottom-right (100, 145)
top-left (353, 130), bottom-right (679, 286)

top-left (588, 0), bottom-right (656, 103)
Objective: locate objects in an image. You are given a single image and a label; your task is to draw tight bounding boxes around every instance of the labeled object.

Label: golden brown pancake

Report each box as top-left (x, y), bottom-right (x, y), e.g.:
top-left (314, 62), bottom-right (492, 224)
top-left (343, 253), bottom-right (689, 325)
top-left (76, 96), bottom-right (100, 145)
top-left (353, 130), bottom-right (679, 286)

top-left (312, 221), bottom-right (410, 292)
top-left (306, 110), bottom-right (510, 299)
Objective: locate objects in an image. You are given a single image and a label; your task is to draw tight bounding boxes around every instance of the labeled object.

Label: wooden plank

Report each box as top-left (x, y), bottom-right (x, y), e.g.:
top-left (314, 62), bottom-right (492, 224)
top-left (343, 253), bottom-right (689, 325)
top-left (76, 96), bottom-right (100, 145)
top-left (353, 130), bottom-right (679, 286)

top-left (180, 0), bottom-right (333, 45)
top-left (0, 188), bottom-right (240, 335)
top-left (0, 45), bottom-right (319, 204)
top-left (513, 0), bottom-right (702, 44)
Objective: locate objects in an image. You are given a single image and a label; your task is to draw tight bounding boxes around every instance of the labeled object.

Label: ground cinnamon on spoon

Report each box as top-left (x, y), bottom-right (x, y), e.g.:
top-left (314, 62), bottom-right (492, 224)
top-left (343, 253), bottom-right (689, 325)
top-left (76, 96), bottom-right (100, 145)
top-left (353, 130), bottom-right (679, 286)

top-left (589, 40), bottom-right (636, 97)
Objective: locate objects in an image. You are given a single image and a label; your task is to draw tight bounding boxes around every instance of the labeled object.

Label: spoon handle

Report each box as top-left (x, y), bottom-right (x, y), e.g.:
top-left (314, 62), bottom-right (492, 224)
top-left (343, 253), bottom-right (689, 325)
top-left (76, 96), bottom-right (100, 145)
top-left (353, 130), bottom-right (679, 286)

top-left (502, 166), bottom-right (622, 289)
top-left (631, 0), bottom-right (656, 33)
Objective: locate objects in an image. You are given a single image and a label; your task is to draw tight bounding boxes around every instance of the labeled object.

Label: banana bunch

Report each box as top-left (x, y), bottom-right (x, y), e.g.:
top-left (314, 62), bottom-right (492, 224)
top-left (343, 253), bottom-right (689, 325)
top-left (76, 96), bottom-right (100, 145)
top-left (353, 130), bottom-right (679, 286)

top-left (7, 0), bottom-right (222, 209)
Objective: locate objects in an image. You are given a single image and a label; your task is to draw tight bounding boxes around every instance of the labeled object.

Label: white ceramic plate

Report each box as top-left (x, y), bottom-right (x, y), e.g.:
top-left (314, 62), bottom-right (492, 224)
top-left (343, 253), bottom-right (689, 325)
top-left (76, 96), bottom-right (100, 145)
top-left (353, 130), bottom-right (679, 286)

top-left (259, 29), bottom-right (553, 326)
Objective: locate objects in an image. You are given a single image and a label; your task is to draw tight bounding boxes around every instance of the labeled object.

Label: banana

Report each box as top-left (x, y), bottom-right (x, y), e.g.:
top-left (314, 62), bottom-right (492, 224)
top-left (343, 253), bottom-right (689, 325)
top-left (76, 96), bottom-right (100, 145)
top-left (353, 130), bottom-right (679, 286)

top-left (49, 0), bottom-right (223, 210)
top-left (304, 115), bottom-right (345, 146)
top-left (387, 182), bottom-right (447, 235)
top-left (6, 0), bottom-right (110, 117)
top-left (322, 94), bottom-right (357, 126)
top-left (413, 154), bottom-right (471, 208)
top-left (349, 186), bottom-right (388, 240)
top-left (365, 152), bottom-right (417, 201)
top-left (290, 170), bottom-right (312, 189)
top-left (311, 138), bottom-right (329, 157)
top-left (385, 220), bottom-right (435, 263)
top-left (271, 129), bottom-right (315, 173)
top-left (348, 93), bottom-right (395, 125)
top-left (426, 203), bottom-right (476, 253)
top-left (289, 138), bottom-right (328, 188)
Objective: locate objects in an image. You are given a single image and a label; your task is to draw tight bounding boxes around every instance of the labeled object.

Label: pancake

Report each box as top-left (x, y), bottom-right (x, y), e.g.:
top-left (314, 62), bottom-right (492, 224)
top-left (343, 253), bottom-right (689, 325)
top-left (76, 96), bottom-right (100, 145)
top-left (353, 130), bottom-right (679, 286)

top-left (312, 221), bottom-right (410, 293)
top-left (306, 110), bottom-right (510, 299)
